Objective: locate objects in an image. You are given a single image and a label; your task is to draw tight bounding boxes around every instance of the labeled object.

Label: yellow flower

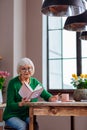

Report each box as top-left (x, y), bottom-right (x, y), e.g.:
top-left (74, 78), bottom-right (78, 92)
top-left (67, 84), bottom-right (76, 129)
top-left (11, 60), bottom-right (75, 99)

top-left (84, 74), bottom-right (87, 78)
top-left (72, 74), bottom-right (78, 80)
top-left (80, 74), bottom-right (84, 78)
top-left (71, 73), bottom-right (87, 89)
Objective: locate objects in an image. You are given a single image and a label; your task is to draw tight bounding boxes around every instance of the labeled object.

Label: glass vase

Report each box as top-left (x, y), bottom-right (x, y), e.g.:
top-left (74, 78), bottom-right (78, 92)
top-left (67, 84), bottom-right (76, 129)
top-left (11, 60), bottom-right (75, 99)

top-left (0, 89), bottom-right (3, 104)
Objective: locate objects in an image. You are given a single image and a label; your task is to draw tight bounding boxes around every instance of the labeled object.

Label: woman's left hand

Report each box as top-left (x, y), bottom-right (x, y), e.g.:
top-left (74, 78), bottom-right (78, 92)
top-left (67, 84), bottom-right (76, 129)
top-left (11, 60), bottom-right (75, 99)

top-left (19, 98), bottom-right (30, 107)
top-left (49, 95), bottom-right (59, 102)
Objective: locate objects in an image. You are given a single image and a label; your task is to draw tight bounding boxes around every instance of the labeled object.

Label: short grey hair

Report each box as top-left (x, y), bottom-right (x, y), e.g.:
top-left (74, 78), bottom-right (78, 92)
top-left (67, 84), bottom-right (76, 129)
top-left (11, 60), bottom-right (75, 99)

top-left (17, 57), bottom-right (35, 76)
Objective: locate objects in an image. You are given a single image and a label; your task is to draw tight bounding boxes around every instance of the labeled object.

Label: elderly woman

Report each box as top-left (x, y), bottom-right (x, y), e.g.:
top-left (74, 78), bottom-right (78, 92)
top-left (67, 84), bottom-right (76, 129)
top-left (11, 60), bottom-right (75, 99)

top-left (3, 57), bottom-right (58, 130)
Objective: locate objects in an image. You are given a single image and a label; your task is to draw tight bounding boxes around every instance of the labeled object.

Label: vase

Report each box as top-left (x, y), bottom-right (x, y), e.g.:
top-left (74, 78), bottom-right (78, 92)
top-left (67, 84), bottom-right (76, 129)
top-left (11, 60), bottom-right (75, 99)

top-left (73, 89), bottom-right (87, 101)
top-left (0, 89), bottom-right (3, 104)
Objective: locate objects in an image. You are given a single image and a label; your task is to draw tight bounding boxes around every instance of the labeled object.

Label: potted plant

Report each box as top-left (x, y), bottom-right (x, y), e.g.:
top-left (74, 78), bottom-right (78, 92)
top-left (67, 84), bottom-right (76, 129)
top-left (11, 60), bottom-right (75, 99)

top-left (71, 74), bottom-right (87, 101)
top-left (0, 71), bottom-right (10, 103)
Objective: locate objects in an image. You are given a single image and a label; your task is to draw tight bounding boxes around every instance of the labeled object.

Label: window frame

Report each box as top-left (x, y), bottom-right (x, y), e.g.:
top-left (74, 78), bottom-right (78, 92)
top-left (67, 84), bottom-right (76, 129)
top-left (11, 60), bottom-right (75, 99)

top-left (45, 16), bottom-right (82, 95)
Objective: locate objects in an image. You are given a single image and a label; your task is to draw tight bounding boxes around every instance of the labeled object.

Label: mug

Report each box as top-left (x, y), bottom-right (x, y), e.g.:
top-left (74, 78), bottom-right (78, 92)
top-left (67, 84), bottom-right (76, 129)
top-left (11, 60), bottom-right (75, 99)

top-left (61, 93), bottom-right (69, 102)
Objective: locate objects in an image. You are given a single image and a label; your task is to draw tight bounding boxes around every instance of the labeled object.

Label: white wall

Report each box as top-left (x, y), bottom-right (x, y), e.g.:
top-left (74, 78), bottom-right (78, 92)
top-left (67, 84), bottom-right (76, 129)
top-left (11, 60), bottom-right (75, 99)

top-left (13, 0), bottom-right (26, 76)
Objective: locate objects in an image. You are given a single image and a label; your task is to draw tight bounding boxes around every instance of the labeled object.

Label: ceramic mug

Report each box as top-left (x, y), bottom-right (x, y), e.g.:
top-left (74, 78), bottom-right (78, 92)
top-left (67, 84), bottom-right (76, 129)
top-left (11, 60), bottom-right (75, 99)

top-left (61, 93), bottom-right (69, 102)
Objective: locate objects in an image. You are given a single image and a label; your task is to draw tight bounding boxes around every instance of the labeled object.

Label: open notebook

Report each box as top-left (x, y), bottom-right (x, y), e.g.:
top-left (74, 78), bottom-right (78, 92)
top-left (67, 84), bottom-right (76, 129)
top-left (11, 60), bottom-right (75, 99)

top-left (18, 82), bottom-right (43, 100)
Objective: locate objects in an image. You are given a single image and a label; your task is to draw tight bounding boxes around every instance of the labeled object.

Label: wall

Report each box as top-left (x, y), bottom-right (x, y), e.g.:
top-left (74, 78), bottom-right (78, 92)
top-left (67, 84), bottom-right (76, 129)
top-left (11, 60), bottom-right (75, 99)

top-left (26, 0), bottom-right (42, 82)
top-left (0, 0), bottom-right (13, 77)
top-left (13, 0), bottom-right (26, 76)
top-left (0, 0), bottom-right (26, 78)
top-left (0, 0), bottom-right (87, 130)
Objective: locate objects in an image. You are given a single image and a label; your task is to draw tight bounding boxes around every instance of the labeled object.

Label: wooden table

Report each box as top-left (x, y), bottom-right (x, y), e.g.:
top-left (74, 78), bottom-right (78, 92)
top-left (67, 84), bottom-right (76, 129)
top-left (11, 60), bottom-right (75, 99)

top-left (0, 103), bottom-right (6, 130)
top-left (25, 101), bottom-right (87, 130)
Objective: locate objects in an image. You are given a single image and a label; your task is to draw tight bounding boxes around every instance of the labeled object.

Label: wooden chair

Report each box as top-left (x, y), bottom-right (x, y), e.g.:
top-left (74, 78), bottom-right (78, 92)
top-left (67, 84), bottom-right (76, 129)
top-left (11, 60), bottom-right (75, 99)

top-left (4, 125), bottom-right (16, 130)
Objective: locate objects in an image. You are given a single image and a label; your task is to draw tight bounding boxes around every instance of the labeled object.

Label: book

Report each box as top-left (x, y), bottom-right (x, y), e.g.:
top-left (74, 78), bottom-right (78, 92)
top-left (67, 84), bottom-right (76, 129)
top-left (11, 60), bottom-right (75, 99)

top-left (18, 82), bottom-right (43, 100)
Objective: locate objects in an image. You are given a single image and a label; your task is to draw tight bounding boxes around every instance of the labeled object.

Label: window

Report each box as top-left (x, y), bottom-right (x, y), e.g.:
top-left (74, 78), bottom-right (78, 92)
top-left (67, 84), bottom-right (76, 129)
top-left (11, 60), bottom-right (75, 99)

top-left (82, 40), bottom-right (87, 74)
top-left (42, 15), bottom-right (87, 91)
top-left (47, 16), bottom-right (76, 90)
top-left (81, 3), bottom-right (87, 75)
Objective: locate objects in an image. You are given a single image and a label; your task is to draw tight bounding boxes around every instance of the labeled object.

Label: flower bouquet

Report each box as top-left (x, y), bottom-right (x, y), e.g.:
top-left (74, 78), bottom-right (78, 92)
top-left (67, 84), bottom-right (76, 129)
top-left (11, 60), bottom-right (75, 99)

top-left (0, 71), bottom-right (10, 89)
top-left (71, 74), bottom-right (87, 101)
top-left (71, 74), bottom-right (87, 89)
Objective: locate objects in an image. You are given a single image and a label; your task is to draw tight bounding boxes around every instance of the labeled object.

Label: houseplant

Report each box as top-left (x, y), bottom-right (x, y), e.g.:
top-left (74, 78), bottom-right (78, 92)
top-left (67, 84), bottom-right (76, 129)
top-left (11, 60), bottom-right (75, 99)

top-left (0, 71), bottom-right (10, 103)
top-left (71, 74), bottom-right (87, 101)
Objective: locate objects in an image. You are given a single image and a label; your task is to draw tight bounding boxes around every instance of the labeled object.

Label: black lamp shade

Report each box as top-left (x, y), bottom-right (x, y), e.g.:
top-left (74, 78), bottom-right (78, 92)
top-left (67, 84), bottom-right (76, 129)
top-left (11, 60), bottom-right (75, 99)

top-left (64, 10), bottom-right (87, 31)
top-left (80, 31), bottom-right (87, 40)
top-left (41, 0), bottom-right (86, 17)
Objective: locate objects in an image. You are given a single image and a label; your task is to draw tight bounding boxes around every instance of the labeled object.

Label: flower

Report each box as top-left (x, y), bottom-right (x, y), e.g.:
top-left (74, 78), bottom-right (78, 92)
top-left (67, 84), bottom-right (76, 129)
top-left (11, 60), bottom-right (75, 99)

top-left (71, 74), bottom-right (87, 89)
top-left (0, 71), bottom-right (10, 89)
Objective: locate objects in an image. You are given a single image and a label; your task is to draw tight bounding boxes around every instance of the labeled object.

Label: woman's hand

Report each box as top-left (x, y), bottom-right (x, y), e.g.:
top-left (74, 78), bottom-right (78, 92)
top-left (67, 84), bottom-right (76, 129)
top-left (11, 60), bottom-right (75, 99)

top-left (19, 98), bottom-right (30, 107)
top-left (49, 95), bottom-right (59, 102)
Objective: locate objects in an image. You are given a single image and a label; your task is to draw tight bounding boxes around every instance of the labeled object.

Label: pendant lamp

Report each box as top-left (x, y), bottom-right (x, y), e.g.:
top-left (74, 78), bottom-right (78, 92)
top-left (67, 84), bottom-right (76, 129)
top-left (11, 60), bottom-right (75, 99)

top-left (41, 0), bottom-right (86, 17)
top-left (64, 10), bottom-right (87, 31)
top-left (80, 31), bottom-right (87, 40)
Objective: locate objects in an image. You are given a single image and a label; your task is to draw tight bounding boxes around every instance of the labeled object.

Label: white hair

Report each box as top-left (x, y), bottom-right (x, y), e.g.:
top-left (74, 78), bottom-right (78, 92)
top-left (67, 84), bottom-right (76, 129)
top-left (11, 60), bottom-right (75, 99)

top-left (17, 57), bottom-right (35, 76)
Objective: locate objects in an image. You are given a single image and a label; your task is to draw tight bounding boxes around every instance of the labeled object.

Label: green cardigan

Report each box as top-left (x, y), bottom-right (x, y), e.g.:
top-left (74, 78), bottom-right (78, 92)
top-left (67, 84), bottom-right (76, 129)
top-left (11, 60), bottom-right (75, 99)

top-left (3, 76), bottom-right (52, 121)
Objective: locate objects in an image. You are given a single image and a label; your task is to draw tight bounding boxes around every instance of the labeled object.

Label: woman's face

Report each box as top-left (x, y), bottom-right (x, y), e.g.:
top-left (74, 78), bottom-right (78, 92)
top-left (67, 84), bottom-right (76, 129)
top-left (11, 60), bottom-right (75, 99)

top-left (19, 64), bottom-right (33, 78)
